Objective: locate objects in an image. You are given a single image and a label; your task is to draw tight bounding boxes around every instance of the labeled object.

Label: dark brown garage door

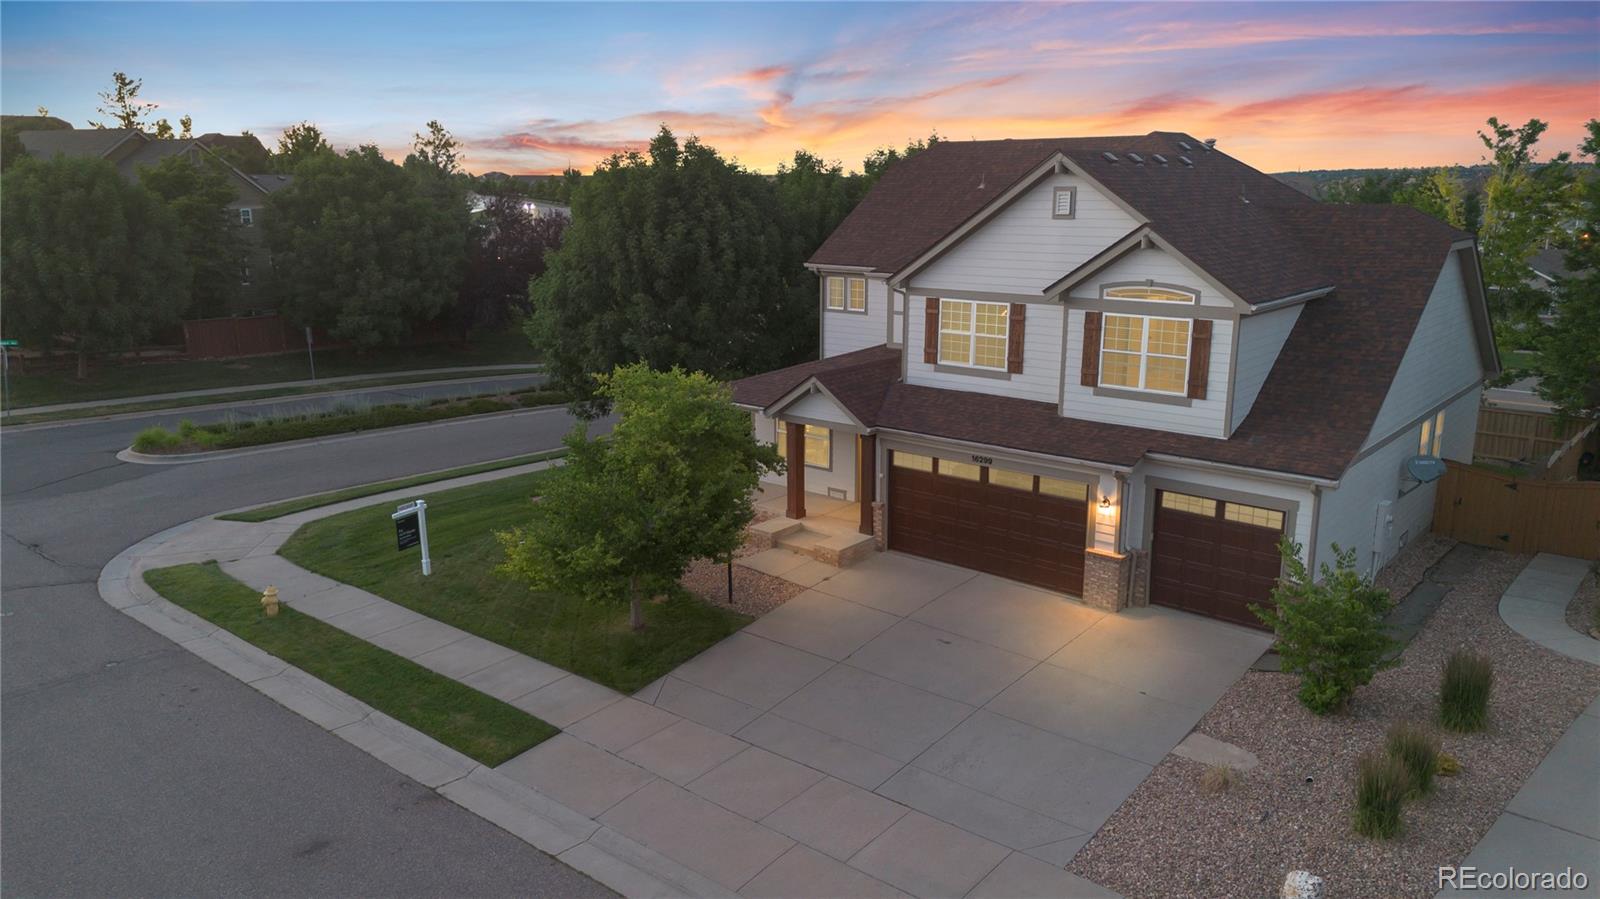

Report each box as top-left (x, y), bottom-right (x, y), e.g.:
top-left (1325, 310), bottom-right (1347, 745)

top-left (888, 451), bottom-right (1088, 595)
top-left (1150, 490), bottom-right (1286, 628)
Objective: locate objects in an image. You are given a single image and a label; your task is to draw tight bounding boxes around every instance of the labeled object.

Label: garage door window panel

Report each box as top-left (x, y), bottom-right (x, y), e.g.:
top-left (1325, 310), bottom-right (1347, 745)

top-left (1159, 491), bottom-right (1215, 517)
top-left (988, 468), bottom-right (1035, 492)
top-left (938, 459), bottom-right (982, 482)
top-left (1223, 502), bottom-right (1284, 530)
top-left (892, 451), bottom-right (934, 472)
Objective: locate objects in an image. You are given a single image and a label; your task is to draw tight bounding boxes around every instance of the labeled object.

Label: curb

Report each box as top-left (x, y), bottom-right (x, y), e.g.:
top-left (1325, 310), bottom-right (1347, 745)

top-left (98, 482), bottom-right (702, 897)
top-left (116, 405), bottom-right (574, 465)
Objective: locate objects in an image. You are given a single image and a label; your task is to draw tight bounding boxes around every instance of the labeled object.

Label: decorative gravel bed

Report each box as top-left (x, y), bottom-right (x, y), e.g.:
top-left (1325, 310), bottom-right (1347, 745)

top-left (1565, 570), bottom-right (1598, 639)
top-left (679, 513), bottom-right (806, 617)
top-left (1373, 533), bottom-right (1455, 597)
top-left (1071, 550), bottom-right (1600, 899)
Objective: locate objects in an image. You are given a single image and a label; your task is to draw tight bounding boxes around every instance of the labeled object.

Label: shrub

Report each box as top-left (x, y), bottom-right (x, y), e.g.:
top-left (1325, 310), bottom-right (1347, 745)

top-left (1200, 764), bottom-right (1241, 794)
top-left (131, 425), bottom-right (182, 453)
top-left (1252, 542), bottom-right (1398, 714)
top-left (1437, 752), bottom-right (1462, 776)
top-left (1440, 650), bottom-right (1493, 732)
top-left (1353, 751), bottom-right (1409, 839)
top-left (1386, 722), bottom-right (1440, 796)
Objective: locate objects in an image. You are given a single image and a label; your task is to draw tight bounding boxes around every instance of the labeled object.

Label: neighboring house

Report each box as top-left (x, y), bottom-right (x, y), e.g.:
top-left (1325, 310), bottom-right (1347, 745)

top-left (16, 127), bottom-right (288, 316)
top-left (468, 192), bottom-right (572, 219)
top-left (731, 132), bottom-right (1497, 629)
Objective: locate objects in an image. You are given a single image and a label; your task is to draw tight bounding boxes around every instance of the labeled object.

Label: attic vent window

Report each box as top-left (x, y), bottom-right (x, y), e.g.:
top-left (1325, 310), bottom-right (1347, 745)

top-left (1052, 186), bottom-right (1077, 219)
top-left (1152, 154), bottom-right (1168, 165)
top-left (1101, 152), bottom-right (1119, 163)
top-left (1179, 156), bottom-right (1194, 167)
top-left (1126, 152), bottom-right (1144, 165)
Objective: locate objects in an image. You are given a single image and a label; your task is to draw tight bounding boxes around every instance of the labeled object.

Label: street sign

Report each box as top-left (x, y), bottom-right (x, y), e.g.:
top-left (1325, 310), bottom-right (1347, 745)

top-left (395, 512), bottom-right (421, 550)
top-left (0, 340), bottom-right (17, 347)
top-left (391, 499), bottom-right (432, 576)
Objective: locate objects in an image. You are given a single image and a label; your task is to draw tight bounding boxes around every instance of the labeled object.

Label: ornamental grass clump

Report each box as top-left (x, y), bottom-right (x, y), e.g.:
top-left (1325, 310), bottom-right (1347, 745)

top-left (1440, 649), bottom-right (1493, 732)
top-left (1353, 751), bottom-right (1409, 839)
top-left (1251, 542), bottom-right (1398, 714)
top-left (1385, 722), bottom-right (1440, 797)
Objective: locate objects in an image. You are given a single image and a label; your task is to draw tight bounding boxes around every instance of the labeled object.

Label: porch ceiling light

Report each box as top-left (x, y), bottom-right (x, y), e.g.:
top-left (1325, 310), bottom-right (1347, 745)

top-left (1098, 493), bottom-right (1115, 512)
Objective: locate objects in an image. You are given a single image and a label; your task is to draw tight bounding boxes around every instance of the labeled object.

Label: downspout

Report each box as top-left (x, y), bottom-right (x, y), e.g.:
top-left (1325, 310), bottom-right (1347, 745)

top-left (1306, 484), bottom-right (1322, 572)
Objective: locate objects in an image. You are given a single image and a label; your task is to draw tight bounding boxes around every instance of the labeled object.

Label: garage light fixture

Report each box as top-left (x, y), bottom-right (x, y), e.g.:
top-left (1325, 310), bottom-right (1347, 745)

top-left (1098, 493), bottom-right (1114, 512)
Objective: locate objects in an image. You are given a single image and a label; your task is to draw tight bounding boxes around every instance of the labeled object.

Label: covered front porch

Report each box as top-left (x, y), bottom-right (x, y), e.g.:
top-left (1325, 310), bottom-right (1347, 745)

top-left (749, 480), bottom-right (878, 569)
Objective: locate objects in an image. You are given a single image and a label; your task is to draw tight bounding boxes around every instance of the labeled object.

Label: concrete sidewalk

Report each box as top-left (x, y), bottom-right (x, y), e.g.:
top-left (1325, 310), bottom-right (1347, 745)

top-left (12, 362), bottom-right (544, 416)
top-left (1498, 553), bottom-right (1598, 665)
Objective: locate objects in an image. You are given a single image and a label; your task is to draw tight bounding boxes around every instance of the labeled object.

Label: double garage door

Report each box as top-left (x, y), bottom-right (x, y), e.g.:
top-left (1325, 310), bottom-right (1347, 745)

top-left (1150, 490), bottom-right (1286, 628)
top-left (887, 451), bottom-right (1087, 595)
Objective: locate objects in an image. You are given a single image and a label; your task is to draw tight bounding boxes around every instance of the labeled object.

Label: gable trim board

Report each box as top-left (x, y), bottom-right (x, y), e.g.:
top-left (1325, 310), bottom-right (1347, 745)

top-left (1453, 240), bottom-right (1501, 377)
top-left (768, 379), bottom-right (870, 431)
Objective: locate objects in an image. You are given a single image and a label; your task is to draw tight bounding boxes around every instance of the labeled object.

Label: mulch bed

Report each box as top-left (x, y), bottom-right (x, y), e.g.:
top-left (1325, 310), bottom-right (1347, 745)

top-left (1070, 548), bottom-right (1600, 899)
top-left (679, 512), bottom-right (805, 617)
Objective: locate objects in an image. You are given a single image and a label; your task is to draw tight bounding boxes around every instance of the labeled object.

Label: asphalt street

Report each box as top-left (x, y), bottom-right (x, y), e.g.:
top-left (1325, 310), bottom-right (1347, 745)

top-left (1, 377), bottom-right (616, 897)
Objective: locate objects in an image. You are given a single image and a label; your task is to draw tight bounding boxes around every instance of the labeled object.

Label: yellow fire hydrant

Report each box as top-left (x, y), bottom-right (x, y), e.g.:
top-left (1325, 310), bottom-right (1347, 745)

top-left (261, 585), bottom-right (280, 618)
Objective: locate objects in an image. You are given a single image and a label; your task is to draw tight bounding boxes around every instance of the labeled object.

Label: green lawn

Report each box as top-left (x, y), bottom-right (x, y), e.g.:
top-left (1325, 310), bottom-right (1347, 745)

top-left (143, 562), bottom-right (555, 765)
top-left (7, 327), bottom-right (539, 410)
top-left (279, 472), bottom-right (750, 695)
top-left (219, 449), bottom-right (569, 522)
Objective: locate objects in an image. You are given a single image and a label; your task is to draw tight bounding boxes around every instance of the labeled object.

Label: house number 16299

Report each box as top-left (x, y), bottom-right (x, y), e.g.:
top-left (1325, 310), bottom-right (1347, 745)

top-left (971, 454), bottom-right (993, 465)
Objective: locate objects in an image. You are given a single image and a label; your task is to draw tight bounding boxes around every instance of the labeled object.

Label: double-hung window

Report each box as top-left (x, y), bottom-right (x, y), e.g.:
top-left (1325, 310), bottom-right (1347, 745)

top-left (1419, 410), bottom-right (1445, 456)
top-left (939, 299), bottom-right (1009, 370)
top-left (1099, 313), bottom-right (1190, 394)
top-left (239, 208), bottom-right (254, 226)
top-left (826, 275), bottom-right (867, 312)
top-left (776, 423), bottom-right (832, 469)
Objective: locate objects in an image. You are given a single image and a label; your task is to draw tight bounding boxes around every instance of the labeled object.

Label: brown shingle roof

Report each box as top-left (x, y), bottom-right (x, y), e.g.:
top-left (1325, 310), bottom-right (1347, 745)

top-left (745, 199), bottom-right (1473, 481)
top-left (810, 132), bottom-right (1466, 306)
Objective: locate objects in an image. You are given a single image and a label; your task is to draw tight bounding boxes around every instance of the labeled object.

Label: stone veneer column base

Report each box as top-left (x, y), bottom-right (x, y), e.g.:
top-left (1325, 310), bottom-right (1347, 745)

top-left (871, 502), bottom-right (886, 551)
top-left (1083, 548), bottom-right (1133, 612)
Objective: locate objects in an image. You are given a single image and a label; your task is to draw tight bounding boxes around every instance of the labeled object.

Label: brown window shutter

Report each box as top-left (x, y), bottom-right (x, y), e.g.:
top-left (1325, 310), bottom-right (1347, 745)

top-left (1007, 304), bottom-right (1026, 374)
top-left (1080, 311), bottom-right (1101, 387)
top-left (1187, 319), bottom-right (1212, 399)
top-left (923, 297), bottom-right (939, 364)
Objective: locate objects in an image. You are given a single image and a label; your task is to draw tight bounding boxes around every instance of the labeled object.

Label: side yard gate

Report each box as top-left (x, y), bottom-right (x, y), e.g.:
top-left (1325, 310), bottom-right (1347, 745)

top-left (1432, 461), bottom-right (1600, 560)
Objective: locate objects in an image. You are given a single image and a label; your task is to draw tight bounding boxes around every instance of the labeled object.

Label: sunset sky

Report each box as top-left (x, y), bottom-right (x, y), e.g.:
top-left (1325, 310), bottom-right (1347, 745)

top-left (3, 2), bottom-right (1596, 175)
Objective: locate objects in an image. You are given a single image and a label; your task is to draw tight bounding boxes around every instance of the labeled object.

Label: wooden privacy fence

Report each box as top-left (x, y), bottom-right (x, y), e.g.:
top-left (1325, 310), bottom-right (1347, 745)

top-left (1474, 407), bottom-right (1596, 478)
top-left (1432, 461), bottom-right (1600, 560)
top-left (182, 315), bottom-right (315, 359)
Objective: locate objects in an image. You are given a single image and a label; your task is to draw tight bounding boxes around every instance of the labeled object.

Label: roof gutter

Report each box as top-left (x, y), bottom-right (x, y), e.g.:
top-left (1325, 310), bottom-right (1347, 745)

top-left (803, 263), bottom-right (879, 274)
top-left (873, 427), bottom-right (1136, 475)
top-left (1141, 452), bottom-right (1341, 489)
top-left (1249, 285), bottom-right (1335, 313)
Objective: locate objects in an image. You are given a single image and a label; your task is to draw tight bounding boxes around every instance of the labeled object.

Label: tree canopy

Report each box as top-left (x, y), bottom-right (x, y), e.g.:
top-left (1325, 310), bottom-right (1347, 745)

top-left (263, 145), bottom-right (468, 347)
top-left (138, 153), bottom-right (246, 319)
top-left (272, 122), bottom-right (335, 173)
top-left (1535, 119), bottom-right (1600, 420)
top-left (458, 196), bottom-right (566, 333)
top-left (1, 156), bottom-right (189, 377)
top-left (527, 127), bottom-right (817, 403)
top-left (497, 363), bottom-right (781, 630)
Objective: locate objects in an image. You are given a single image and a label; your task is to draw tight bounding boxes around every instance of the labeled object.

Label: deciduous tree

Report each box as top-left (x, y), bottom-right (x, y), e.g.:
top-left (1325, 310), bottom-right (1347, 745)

top-left (458, 196), bottom-right (566, 333)
top-left (272, 122), bottom-right (334, 173)
top-left (497, 364), bottom-right (781, 631)
top-left (263, 145), bottom-right (466, 347)
top-left (1476, 117), bottom-right (1578, 347)
top-left (1, 156), bottom-right (189, 378)
top-left (1535, 119), bottom-right (1600, 420)
top-left (138, 154), bottom-right (246, 319)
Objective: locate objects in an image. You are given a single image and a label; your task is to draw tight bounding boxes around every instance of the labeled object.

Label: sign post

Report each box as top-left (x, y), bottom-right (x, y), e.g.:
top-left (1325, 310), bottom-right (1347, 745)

top-left (0, 339), bottom-right (16, 418)
top-left (304, 327), bottom-right (317, 381)
top-left (392, 499), bottom-right (432, 576)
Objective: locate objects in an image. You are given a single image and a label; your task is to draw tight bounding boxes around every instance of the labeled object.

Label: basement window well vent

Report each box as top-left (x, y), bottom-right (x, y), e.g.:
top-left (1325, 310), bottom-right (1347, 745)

top-left (827, 487), bottom-right (849, 501)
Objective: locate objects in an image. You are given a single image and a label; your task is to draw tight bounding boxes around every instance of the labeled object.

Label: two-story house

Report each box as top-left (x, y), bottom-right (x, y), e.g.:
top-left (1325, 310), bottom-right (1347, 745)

top-left (17, 127), bottom-right (288, 316)
top-left (731, 133), bottom-right (1496, 628)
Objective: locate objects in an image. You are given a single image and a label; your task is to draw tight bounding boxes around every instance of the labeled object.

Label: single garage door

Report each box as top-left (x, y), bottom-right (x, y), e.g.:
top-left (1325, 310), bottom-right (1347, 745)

top-left (1150, 490), bottom-right (1286, 628)
top-left (888, 451), bottom-right (1088, 595)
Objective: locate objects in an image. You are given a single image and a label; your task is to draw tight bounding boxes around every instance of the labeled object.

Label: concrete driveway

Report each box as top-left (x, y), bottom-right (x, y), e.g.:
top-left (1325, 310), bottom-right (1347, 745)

top-left (499, 551), bottom-right (1272, 897)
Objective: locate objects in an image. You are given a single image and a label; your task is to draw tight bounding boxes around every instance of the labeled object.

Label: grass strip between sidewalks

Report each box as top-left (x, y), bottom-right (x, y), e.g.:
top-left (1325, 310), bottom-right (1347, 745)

top-left (143, 561), bottom-right (557, 765)
top-left (131, 388), bottom-right (568, 454)
top-left (218, 448), bottom-right (569, 522)
top-left (280, 471), bottom-right (750, 695)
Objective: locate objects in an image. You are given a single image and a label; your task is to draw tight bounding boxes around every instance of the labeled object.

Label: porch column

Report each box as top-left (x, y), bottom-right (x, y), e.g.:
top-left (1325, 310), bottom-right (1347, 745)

top-left (857, 433), bottom-right (876, 535)
top-left (785, 421), bottom-right (806, 519)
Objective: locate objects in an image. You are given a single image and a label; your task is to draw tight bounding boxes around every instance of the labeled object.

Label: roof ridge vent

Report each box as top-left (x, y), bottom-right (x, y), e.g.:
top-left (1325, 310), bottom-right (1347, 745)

top-left (1126, 152), bottom-right (1144, 165)
top-left (1152, 154), bottom-right (1168, 165)
top-left (1102, 151), bottom-right (1119, 163)
top-left (1179, 156), bottom-right (1194, 167)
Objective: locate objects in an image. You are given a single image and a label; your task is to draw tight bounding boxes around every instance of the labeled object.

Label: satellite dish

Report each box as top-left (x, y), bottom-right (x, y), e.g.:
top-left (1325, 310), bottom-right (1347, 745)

top-left (1405, 455), bottom-right (1447, 483)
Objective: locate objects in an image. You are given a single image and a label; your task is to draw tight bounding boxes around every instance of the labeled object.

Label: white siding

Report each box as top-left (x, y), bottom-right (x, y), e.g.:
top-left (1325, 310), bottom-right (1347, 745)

top-left (822, 277), bottom-right (890, 359)
top-left (911, 174), bottom-right (1140, 296)
top-left (1229, 306), bottom-right (1302, 433)
top-left (783, 391), bottom-right (857, 427)
top-left (1363, 251), bottom-right (1484, 447)
top-left (1073, 247), bottom-right (1233, 309)
top-left (1060, 308), bottom-right (1232, 438)
top-left (1126, 460), bottom-right (1315, 557)
top-left (753, 412), bottom-right (859, 500)
top-left (904, 298), bottom-right (1063, 405)
top-left (1314, 387), bottom-right (1480, 576)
